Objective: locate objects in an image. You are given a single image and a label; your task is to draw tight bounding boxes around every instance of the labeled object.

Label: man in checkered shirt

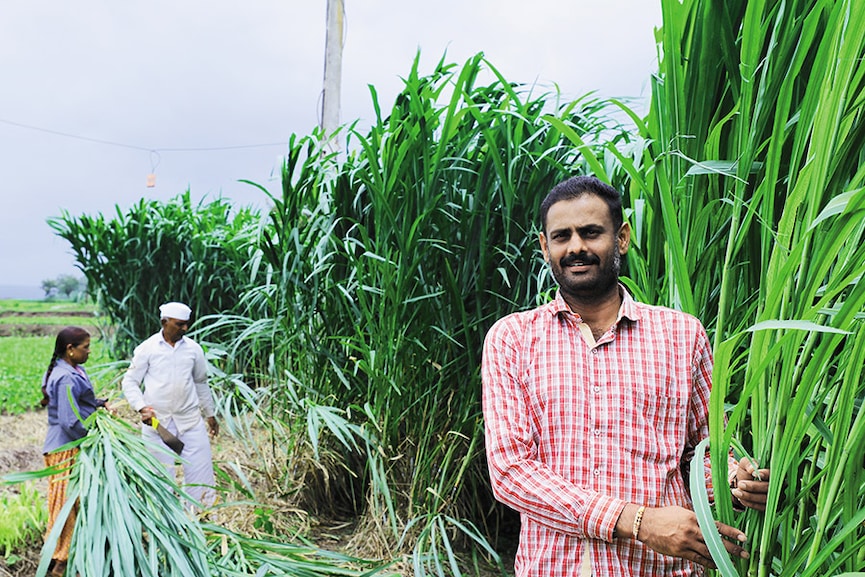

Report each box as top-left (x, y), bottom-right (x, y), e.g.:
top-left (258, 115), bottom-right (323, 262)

top-left (482, 176), bottom-right (770, 576)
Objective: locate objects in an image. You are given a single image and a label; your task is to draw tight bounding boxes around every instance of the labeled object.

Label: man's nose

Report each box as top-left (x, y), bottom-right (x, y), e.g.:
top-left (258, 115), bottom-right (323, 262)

top-left (567, 233), bottom-right (587, 254)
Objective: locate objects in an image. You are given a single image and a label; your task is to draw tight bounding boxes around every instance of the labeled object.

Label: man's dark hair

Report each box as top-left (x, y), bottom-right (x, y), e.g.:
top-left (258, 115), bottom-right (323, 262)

top-left (540, 176), bottom-right (624, 234)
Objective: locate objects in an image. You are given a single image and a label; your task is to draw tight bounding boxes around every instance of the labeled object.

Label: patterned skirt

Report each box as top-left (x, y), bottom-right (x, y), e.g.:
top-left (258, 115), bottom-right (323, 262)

top-left (43, 448), bottom-right (79, 562)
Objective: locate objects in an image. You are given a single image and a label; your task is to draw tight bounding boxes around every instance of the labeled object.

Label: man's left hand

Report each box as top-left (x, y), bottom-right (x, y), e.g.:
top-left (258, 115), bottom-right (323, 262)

top-left (733, 457), bottom-right (770, 511)
top-left (206, 416), bottom-right (219, 438)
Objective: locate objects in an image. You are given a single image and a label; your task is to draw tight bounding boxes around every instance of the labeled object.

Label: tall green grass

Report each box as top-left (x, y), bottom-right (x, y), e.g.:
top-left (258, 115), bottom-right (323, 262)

top-left (635, 0), bottom-right (865, 575)
top-left (48, 191), bottom-right (260, 358)
top-left (196, 53), bottom-right (634, 572)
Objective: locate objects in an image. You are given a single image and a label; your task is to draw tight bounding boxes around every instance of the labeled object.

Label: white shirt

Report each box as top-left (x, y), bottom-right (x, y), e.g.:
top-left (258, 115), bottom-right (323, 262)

top-left (121, 330), bottom-right (216, 433)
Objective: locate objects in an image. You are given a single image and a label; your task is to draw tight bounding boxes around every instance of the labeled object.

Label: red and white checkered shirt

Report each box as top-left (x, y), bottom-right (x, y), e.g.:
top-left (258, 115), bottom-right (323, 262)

top-left (482, 288), bottom-right (713, 576)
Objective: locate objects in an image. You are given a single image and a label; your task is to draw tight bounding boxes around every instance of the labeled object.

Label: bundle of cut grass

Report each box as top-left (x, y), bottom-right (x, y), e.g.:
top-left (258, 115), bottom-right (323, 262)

top-left (16, 411), bottom-right (398, 577)
top-left (40, 411), bottom-right (210, 577)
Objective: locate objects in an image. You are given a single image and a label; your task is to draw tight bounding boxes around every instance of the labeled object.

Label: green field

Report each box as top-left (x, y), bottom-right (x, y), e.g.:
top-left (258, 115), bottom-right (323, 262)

top-left (0, 299), bottom-right (96, 314)
top-left (0, 336), bottom-right (50, 414)
top-left (0, 315), bottom-right (101, 326)
top-left (0, 299), bottom-right (111, 415)
top-left (0, 337), bottom-right (113, 415)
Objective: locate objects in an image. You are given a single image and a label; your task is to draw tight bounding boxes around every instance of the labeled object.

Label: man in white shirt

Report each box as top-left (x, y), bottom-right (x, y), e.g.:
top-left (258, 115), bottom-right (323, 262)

top-left (122, 301), bottom-right (219, 509)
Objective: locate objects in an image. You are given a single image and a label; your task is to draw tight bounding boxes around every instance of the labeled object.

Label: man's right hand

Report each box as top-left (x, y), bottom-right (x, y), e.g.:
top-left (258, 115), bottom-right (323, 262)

top-left (139, 406), bottom-right (156, 422)
top-left (622, 504), bottom-right (750, 568)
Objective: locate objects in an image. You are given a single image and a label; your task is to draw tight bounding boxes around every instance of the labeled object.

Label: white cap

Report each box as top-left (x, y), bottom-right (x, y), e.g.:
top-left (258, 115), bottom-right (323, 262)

top-left (159, 302), bottom-right (192, 321)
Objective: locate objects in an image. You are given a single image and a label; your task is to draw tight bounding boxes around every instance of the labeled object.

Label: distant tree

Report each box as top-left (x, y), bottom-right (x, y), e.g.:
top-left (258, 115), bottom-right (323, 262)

top-left (41, 278), bottom-right (58, 299)
top-left (57, 274), bottom-right (82, 299)
top-left (40, 274), bottom-right (86, 300)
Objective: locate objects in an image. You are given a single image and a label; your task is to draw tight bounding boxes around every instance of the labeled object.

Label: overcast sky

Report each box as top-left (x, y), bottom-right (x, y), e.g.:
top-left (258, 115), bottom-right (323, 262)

top-left (1, 0), bottom-right (661, 292)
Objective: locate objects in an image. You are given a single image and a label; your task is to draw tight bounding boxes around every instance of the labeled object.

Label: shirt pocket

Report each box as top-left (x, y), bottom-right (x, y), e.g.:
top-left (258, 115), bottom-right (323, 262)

top-left (627, 390), bottom-right (689, 468)
top-left (173, 352), bottom-right (196, 381)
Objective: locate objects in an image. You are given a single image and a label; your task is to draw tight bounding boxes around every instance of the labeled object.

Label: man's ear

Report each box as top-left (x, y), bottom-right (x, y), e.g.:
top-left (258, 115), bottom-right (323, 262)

top-left (617, 222), bottom-right (631, 255)
top-left (539, 232), bottom-right (550, 263)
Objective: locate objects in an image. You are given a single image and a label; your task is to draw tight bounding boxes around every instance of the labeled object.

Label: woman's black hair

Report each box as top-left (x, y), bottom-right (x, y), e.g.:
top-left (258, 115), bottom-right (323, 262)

top-left (41, 326), bottom-right (90, 407)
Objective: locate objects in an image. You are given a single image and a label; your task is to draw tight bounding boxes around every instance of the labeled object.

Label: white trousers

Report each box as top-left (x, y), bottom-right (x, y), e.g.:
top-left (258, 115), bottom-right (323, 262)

top-left (142, 417), bottom-right (216, 510)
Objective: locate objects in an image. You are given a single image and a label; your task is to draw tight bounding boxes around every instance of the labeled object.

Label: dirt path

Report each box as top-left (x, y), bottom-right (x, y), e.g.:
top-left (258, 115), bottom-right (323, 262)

top-left (0, 410), bottom-right (47, 480)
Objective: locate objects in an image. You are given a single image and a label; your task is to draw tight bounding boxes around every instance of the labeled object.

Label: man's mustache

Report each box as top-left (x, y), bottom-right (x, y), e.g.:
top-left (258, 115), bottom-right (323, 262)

top-left (560, 253), bottom-right (600, 267)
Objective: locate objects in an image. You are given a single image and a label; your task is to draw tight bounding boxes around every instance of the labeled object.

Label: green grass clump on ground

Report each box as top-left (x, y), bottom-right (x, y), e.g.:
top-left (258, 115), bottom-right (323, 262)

top-left (0, 483), bottom-right (47, 564)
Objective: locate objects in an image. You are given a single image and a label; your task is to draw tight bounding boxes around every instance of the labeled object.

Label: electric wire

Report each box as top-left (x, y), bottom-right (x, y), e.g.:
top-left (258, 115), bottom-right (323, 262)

top-left (0, 117), bottom-right (286, 153)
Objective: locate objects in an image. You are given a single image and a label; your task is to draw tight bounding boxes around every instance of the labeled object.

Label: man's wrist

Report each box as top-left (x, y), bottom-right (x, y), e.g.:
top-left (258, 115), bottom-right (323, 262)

top-left (615, 503), bottom-right (641, 540)
top-left (632, 505), bottom-right (646, 540)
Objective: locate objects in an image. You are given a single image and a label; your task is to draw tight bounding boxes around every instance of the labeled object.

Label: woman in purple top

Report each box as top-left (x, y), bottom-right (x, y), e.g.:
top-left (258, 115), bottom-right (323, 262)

top-left (41, 326), bottom-right (106, 577)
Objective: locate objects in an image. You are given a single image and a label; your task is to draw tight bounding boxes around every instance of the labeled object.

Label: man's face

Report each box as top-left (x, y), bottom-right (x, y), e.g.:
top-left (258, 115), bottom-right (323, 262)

top-left (539, 194), bottom-right (630, 303)
top-left (161, 317), bottom-right (189, 344)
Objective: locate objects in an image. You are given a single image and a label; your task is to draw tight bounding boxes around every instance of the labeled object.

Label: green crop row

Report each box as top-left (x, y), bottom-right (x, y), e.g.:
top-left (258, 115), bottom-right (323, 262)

top-left (0, 299), bottom-right (97, 314)
top-left (0, 337), bottom-right (113, 415)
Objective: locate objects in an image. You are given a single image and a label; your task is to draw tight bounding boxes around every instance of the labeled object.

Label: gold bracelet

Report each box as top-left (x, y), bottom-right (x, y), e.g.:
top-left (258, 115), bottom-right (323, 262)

top-left (632, 505), bottom-right (646, 541)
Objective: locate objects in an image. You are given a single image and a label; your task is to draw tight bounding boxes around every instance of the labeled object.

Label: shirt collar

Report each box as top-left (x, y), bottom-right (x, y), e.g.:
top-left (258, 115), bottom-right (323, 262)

top-left (159, 331), bottom-right (185, 346)
top-left (57, 358), bottom-right (86, 376)
top-left (550, 283), bottom-right (643, 324)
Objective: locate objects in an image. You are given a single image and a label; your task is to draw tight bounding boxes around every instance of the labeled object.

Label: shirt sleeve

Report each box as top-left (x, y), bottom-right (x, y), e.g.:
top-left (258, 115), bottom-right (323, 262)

top-left (57, 376), bottom-right (88, 441)
top-left (192, 344), bottom-right (216, 418)
top-left (121, 345), bottom-right (149, 412)
top-left (482, 318), bottom-right (625, 541)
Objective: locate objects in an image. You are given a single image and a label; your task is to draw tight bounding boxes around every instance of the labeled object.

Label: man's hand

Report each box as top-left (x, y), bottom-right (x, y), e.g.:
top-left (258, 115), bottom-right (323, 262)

top-left (733, 457), bottom-right (771, 511)
top-left (139, 406), bottom-right (156, 422)
top-left (622, 505), bottom-right (749, 569)
top-left (206, 416), bottom-right (219, 438)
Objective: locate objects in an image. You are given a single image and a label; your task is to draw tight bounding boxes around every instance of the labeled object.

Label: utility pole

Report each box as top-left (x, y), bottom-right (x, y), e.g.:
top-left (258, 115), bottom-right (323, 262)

top-left (321, 0), bottom-right (344, 154)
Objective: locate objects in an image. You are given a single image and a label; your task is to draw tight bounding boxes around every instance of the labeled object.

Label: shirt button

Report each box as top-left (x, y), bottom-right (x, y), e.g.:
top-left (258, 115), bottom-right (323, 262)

top-left (594, 429), bottom-right (601, 436)
top-left (593, 386), bottom-right (601, 393)
top-left (593, 469), bottom-right (601, 476)
top-left (592, 349), bottom-right (598, 355)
